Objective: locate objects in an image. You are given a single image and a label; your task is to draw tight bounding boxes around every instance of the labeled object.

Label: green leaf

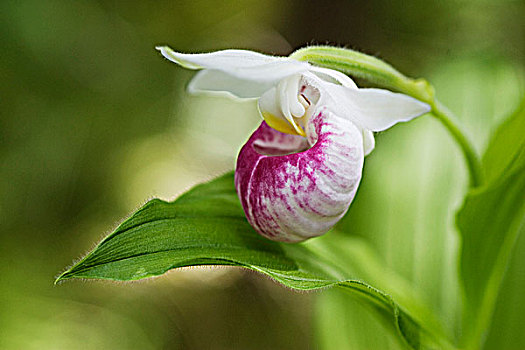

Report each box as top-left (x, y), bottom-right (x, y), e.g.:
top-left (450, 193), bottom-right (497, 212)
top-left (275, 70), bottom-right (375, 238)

top-left (58, 172), bottom-right (451, 350)
top-left (315, 288), bottom-right (406, 350)
top-left (483, 222), bottom-right (525, 350)
top-left (334, 115), bottom-right (466, 344)
top-left (457, 98), bottom-right (525, 349)
top-left (309, 234), bottom-right (450, 350)
top-left (482, 97), bottom-right (525, 183)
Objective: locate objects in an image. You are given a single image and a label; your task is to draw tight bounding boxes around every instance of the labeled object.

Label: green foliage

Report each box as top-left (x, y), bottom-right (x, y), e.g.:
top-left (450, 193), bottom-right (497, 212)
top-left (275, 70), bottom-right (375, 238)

top-left (58, 173), bottom-right (451, 350)
top-left (286, 49), bottom-right (525, 348)
top-left (483, 219), bottom-right (525, 349)
top-left (482, 98), bottom-right (525, 183)
top-left (56, 47), bottom-right (525, 349)
top-left (4, 0), bottom-right (523, 348)
top-left (326, 116), bottom-right (463, 347)
top-left (457, 98), bottom-right (525, 349)
top-left (316, 289), bottom-right (405, 350)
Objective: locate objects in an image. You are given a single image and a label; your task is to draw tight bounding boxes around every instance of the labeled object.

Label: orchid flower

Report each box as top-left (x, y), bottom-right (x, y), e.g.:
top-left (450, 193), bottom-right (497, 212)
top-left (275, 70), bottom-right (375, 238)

top-left (156, 46), bottom-right (430, 243)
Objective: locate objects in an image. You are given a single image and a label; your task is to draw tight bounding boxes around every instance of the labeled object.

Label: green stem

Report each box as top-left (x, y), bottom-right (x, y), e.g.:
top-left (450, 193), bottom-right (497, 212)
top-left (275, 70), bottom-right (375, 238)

top-left (290, 46), bottom-right (484, 188)
top-left (429, 100), bottom-right (484, 188)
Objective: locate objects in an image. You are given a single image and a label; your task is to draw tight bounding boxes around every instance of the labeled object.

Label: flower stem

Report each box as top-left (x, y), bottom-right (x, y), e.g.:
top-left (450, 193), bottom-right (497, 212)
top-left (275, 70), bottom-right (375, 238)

top-left (290, 46), bottom-right (484, 188)
top-left (429, 100), bottom-right (484, 188)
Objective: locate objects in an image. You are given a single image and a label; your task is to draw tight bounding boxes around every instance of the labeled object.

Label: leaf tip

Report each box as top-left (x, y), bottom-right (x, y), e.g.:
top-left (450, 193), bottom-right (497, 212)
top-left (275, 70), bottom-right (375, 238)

top-left (54, 268), bottom-right (74, 285)
top-left (54, 274), bottom-right (65, 285)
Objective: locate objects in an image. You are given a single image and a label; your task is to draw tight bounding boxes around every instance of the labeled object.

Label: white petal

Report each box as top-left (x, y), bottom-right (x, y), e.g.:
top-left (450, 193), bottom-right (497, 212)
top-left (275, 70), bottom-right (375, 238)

top-left (310, 77), bottom-right (430, 131)
top-left (156, 46), bottom-right (309, 84)
top-left (278, 75), bottom-right (305, 122)
top-left (258, 85), bottom-right (304, 135)
top-left (345, 88), bottom-right (430, 131)
top-left (309, 66), bottom-right (358, 89)
top-left (188, 70), bottom-right (272, 99)
top-left (362, 129), bottom-right (375, 156)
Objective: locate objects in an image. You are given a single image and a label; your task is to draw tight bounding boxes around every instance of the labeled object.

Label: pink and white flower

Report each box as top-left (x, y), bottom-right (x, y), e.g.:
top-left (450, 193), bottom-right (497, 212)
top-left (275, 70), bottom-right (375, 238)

top-left (157, 46), bottom-right (430, 242)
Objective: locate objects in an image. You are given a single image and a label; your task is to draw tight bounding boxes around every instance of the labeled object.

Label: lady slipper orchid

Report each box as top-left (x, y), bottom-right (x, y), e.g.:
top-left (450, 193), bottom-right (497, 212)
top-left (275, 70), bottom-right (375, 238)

top-left (157, 46), bottom-right (430, 243)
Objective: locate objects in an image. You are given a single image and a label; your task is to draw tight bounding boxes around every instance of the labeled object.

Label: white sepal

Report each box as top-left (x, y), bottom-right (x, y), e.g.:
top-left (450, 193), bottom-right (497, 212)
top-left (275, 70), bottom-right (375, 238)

top-left (156, 46), bottom-right (310, 97)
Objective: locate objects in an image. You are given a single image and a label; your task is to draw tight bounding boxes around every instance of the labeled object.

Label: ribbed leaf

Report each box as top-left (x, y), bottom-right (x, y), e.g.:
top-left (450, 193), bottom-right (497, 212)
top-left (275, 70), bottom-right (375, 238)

top-left (482, 97), bottom-right (525, 183)
top-left (483, 218), bottom-right (525, 349)
top-left (458, 98), bottom-right (525, 349)
top-left (57, 172), bottom-right (450, 350)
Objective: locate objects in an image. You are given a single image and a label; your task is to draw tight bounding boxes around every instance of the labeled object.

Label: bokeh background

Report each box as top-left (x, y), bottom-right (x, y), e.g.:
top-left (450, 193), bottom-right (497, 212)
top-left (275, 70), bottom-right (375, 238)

top-left (1, 0), bottom-right (524, 349)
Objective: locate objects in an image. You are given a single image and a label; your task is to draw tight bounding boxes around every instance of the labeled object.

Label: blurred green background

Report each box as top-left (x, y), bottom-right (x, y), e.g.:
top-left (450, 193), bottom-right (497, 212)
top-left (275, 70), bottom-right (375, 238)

top-left (1, 0), bottom-right (524, 349)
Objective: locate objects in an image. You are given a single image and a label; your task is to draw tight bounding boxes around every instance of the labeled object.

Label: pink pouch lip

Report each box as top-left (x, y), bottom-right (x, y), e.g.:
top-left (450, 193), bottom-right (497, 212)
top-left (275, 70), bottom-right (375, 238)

top-left (235, 110), bottom-right (364, 243)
